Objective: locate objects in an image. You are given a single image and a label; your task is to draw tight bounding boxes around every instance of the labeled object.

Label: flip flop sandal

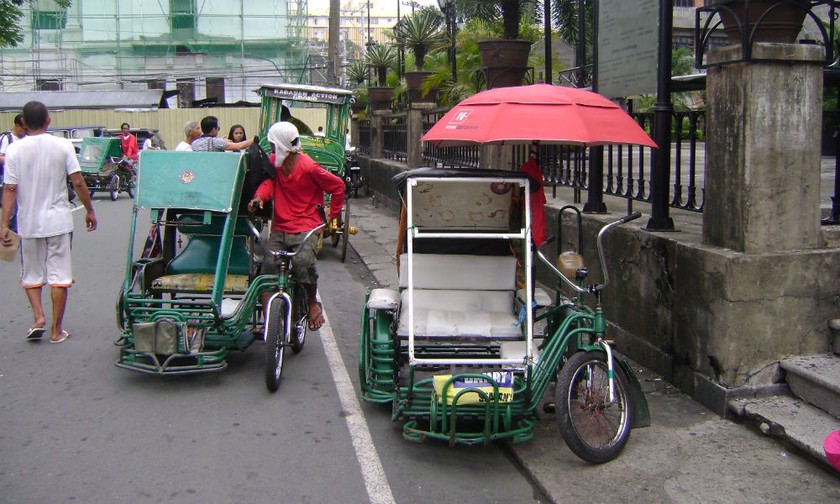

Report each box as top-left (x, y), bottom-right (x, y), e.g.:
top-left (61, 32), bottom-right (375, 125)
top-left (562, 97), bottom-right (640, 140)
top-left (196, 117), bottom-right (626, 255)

top-left (307, 302), bottom-right (324, 331)
top-left (26, 327), bottom-right (46, 340)
top-left (50, 330), bottom-right (71, 344)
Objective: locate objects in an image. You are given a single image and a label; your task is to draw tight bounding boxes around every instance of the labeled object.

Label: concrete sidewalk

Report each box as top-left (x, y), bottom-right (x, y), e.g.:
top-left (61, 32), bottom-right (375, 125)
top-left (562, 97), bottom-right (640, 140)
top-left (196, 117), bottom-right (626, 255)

top-left (348, 195), bottom-right (840, 504)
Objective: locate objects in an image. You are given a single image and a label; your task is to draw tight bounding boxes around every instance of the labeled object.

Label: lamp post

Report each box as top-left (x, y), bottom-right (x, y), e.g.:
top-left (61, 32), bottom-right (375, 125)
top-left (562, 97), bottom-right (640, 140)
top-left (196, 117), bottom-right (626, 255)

top-left (436, 0), bottom-right (457, 81)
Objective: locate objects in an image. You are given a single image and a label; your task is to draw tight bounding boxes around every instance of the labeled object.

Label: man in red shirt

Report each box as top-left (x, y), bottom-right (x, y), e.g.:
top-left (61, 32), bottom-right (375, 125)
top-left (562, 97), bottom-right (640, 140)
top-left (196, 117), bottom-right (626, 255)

top-left (119, 122), bottom-right (139, 162)
top-left (248, 122), bottom-right (345, 331)
top-left (119, 122), bottom-right (139, 182)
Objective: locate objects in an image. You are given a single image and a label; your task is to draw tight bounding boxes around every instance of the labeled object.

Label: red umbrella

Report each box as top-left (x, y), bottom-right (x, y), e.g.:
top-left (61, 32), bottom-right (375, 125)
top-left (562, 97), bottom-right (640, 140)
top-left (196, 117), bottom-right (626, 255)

top-left (421, 84), bottom-right (657, 148)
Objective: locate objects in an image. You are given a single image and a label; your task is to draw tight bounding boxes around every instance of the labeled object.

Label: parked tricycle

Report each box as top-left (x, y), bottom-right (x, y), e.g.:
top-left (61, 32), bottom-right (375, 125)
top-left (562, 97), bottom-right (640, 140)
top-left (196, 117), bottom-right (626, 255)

top-left (358, 168), bottom-right (649, 463)
top-left (77, 136), bottom-right (135, 201)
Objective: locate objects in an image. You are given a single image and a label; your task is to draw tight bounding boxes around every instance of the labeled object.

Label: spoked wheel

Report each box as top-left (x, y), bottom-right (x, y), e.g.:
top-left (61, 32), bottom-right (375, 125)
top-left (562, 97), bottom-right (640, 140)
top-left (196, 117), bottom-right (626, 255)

top-left (340, 198), bottom-right (351, 263)
top-left (108, 173), bottom-right (120, 201)
top-left (291, 284), bottom-right (308, 354)
top-left (555, 351), bottom-right (634, 464)
top-left (264, 297), bottom-right (287, 392)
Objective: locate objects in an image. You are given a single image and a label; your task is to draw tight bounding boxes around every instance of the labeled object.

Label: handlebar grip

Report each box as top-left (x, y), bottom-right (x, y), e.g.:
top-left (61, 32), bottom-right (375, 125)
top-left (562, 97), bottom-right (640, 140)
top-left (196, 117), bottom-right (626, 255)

top-left (622, 212), bottom-right (642, 224)
top-left (316, 204), bottom-right (327, 224)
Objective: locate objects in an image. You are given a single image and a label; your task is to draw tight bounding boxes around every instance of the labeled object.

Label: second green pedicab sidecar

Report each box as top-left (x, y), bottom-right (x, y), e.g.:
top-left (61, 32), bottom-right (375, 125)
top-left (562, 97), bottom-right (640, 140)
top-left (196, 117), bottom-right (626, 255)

top-left (115, 150), bottom-right (277, 376)
top-left (77, 136), bottom-right (134, 200)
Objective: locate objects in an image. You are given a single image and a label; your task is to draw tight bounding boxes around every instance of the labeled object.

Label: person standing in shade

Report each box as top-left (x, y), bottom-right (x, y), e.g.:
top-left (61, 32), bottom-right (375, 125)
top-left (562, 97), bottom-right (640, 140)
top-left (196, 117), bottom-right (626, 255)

top-left (0, 101), bottom-right (97, 344)
top-left (0, 113), bottom-right (27, 232)
top-left (191, 116), bottom-right (253, 152)
top-left (175, 121), bottom-right (201, 152)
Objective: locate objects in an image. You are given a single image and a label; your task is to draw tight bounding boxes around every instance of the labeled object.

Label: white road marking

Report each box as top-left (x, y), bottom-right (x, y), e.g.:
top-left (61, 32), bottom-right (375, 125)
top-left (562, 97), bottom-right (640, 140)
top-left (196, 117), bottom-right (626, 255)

top-left (320, 312), bottom-right (396, 504)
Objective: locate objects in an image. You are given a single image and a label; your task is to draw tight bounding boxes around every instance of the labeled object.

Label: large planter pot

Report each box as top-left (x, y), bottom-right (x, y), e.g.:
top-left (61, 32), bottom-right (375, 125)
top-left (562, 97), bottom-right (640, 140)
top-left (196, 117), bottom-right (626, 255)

top-left (718, 0), bottom-right (808, 44)
top-left (478, 39), bottom-right (532, 89)
top-left (405, 71), bottom-right (435, 103)
top-left (368, 87), bottom-right (394, 111)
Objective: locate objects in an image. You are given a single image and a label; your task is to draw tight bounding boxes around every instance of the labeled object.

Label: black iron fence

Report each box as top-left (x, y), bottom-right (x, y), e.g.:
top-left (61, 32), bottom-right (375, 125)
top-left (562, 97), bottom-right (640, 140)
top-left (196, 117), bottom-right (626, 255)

top-left (357, 106), bottom-right (840, 223)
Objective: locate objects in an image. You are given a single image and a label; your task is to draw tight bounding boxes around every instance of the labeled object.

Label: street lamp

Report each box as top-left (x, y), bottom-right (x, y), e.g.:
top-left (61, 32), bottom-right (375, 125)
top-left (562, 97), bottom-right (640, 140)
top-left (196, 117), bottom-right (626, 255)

top-left (436, 0), bottom-right (457, 81)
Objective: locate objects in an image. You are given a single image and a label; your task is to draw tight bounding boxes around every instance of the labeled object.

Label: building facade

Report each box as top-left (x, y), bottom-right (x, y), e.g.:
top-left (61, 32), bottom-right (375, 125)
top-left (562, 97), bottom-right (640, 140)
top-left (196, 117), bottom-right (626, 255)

top-left (0, 0), bottom-right (310, 105)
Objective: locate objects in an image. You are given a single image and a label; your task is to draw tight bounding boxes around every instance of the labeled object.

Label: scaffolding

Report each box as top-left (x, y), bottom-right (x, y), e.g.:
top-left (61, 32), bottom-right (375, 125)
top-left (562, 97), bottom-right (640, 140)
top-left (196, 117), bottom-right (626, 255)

top-left (3, 0), bottom-right (313, 103)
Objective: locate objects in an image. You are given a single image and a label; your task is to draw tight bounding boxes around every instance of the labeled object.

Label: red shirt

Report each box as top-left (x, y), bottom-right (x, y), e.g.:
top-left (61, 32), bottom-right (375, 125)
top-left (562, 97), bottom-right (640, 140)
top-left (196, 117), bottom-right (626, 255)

top-left (520, 157), bottom-right (547, 246)
top-left (254, 153), bottom-right (345, 234)
top-left (121, 134), bottom-right (139, 161)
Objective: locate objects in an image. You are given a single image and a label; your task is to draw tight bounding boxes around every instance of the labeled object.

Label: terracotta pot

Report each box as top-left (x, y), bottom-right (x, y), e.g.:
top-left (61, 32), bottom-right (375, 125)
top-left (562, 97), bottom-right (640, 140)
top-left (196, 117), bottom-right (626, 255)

top-left (718, 0), bottom-right (808, 44)
top-left (368, 87), bottom-right (393, 111)
top-left (405, 71), bottom-right (435, 103)
top-left (478, 39), bottom-right (531, 89)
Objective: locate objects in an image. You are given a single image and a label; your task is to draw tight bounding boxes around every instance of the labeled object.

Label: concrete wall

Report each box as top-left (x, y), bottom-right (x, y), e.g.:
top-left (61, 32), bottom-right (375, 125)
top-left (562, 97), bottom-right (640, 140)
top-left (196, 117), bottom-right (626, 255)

top-left (361, 156), bottom-right (840, 415)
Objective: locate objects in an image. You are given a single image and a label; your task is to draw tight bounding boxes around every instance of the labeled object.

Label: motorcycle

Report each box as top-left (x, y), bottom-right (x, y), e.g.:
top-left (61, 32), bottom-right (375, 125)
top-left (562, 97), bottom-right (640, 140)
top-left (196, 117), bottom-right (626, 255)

top-left (344, 148), bottom-right (365, 198)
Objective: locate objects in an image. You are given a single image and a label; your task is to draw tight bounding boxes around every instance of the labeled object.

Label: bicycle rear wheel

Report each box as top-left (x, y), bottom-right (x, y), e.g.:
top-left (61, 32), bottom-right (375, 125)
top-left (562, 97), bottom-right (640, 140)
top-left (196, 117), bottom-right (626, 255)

top-left (555, 350), bottom-right (633, 464)
top-left (264, 298), bottom-right (287, 392)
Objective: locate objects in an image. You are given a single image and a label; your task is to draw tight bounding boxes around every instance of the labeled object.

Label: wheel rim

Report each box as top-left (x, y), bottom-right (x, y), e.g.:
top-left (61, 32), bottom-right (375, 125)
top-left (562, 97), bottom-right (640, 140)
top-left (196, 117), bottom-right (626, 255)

top-left (567, 360), bottom-right (629, 451)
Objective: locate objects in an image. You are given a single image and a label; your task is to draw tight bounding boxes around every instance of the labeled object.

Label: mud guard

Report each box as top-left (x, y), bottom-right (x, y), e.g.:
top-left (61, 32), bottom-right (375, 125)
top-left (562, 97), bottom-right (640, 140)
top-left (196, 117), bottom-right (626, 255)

top-left (617, 358), bottom-right (651, 428)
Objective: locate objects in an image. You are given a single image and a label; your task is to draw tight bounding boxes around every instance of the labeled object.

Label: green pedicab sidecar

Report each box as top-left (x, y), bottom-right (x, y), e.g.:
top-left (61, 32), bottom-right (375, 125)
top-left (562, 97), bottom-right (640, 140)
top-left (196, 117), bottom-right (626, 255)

top-left (77, 136), bottom-right (133, 200)
top-left (358, 168), bottom-right (650, 461)
top-left (256, 83), bottom-right (357, 261)
top-left (115, 151), bottom-right (275, 375)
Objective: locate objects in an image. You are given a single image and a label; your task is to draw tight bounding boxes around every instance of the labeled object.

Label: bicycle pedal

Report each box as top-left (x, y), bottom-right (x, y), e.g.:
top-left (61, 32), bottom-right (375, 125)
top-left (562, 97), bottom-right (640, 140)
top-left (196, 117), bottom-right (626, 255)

top-left (542, 402), bottom-right (556, 414)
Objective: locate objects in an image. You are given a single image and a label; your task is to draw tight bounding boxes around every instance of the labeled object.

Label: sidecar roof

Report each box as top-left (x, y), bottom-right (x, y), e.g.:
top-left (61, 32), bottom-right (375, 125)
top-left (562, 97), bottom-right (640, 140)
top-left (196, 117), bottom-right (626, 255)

top-left (134, 151), bottom-right (244, 212)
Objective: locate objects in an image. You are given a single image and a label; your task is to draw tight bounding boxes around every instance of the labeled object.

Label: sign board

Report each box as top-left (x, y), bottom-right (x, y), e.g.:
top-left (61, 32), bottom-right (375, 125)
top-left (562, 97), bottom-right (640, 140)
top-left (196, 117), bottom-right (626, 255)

top-left (598, 0), bottom-right (659, 98)
top-left (260, 85), bottom-right (351, 105)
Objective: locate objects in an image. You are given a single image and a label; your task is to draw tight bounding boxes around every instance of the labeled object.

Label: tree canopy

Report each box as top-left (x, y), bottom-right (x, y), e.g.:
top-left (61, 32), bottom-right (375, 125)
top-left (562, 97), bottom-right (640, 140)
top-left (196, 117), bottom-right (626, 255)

top-left (0, 0), bottom-right (72, 48)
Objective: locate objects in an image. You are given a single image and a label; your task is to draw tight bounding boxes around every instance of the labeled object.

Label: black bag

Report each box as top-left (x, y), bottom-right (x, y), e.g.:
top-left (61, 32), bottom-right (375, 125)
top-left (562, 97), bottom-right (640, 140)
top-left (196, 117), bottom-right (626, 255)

top-left (240, 140), bottom-right (275, 218)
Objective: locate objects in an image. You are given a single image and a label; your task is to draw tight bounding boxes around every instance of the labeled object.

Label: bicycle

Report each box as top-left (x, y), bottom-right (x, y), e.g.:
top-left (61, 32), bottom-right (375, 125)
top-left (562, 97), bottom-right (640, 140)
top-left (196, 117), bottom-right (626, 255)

top-left (245, 212), bottom-right (326, 392)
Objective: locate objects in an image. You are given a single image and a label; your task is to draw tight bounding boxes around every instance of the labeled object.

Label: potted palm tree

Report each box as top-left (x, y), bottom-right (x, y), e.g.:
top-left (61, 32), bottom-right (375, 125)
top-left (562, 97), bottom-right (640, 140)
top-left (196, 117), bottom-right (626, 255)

top-left (346, 60), bottom-right (367, 85)
top-left (365, 44), bottom-right (398, 111)
top-left (465, 0), bottom-right (535, 88)
top-left (713, 0), bottom-right (808, 44)
top-left (396, 8), bottom-right (447, 103)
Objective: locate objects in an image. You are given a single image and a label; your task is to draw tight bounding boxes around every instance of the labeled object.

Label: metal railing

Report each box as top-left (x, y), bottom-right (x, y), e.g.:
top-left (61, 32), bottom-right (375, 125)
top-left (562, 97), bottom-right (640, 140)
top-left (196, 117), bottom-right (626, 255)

top-left (359, 106), bottom-right (840, 224)
top-left (383, 112), bottom-right (407, 162)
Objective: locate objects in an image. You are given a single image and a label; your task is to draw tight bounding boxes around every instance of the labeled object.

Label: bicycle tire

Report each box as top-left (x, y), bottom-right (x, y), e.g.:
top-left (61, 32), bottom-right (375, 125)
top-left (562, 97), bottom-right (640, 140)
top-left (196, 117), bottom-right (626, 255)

top-left (291, 284), bottom-right (307, 354)
top-left (264, 298), bottom-right (286, 392)
top-left (108, 173), bottom-right (120, 201)
top-left (555, 350), bottom-right (633, 464)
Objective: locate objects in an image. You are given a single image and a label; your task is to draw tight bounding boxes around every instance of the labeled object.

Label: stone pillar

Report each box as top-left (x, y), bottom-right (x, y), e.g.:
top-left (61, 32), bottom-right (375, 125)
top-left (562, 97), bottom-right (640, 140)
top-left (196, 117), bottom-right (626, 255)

top-left (370, 111), bottom-right (386, 159)
top-left (703, 44), bottom-right (824, 253)
top-left (407, 102), bottom-right (436, 167)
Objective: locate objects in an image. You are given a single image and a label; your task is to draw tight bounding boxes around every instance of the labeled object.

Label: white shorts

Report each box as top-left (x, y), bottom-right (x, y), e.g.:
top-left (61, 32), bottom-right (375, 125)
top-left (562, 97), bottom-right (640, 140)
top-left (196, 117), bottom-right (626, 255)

top-left (20, 233), bottom-right (73, 288)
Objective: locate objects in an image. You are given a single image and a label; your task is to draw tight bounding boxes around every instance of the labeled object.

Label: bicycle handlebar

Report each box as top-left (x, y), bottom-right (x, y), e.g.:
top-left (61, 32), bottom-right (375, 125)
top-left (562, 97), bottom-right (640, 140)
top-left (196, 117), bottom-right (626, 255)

top-left (536, 212), bottom-right (641, 294)
top-left (245, 205), bottom-right (327, 259)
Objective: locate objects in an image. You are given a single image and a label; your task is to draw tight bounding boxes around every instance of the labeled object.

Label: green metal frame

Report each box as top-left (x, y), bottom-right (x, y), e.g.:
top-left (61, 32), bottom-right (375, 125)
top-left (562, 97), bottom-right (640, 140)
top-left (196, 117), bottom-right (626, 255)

top-left (358, 169), bottom-right (650, 447)
top-left (115, 151), bottom-right (281, 375)
top-left (256, 83), bottom-right (353, 178)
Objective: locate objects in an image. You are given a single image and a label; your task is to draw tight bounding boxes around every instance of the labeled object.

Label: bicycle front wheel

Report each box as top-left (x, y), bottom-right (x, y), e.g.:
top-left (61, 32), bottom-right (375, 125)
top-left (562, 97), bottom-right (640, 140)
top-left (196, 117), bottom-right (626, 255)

top-left (264, 298), bottom-right (287, 392)
top-left (555, 351), bottom-right (633, 464)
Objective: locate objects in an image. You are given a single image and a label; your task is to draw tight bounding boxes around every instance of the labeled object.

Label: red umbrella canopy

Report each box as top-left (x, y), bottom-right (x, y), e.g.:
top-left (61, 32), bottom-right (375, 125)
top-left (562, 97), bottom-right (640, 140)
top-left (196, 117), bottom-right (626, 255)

top-left (421, 84), bottom-right (657, 148)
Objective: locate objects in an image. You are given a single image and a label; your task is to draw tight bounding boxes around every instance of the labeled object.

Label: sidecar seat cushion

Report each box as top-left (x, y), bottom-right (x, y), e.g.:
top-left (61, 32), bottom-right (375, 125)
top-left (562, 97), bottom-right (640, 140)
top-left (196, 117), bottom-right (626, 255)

top-left (396, 253), bottom-right (520, 340)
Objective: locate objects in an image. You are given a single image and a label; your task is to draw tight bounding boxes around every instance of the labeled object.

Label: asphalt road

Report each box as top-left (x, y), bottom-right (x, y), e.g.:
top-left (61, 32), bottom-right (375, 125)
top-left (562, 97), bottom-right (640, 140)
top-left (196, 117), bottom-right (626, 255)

top-left (0, 194), bottom-right (544, 504)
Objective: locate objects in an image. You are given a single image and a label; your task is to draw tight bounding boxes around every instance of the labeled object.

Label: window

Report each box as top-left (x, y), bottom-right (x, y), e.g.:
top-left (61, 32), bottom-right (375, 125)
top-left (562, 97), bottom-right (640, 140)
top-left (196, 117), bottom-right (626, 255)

top-left (36, 79), bottom-right (63, 91)
top-left (206, 77), bottom-right (225, 104)
top-left (31, 0), bottom-right (66, 30)
top-left (171, 0), bottom-right (196, 33)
